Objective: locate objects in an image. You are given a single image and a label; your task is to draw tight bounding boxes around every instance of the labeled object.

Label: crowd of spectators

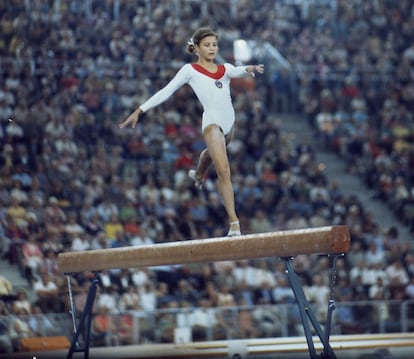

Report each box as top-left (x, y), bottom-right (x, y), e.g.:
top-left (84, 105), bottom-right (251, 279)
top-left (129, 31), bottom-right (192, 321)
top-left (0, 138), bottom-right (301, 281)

top-left (293, 0), bottom-right (414, 233)
top-left (0, 0), bottom-right (414, 352)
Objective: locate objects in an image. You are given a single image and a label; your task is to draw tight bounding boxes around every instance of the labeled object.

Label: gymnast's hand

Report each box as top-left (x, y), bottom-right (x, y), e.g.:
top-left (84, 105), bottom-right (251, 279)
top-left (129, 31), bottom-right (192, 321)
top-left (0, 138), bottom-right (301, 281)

top-left (247, 64), bottom-right (265, 76)
top-left (119, 108), bottom-right (143, 129)
top-left (253, 64), bottom-right (265, 74)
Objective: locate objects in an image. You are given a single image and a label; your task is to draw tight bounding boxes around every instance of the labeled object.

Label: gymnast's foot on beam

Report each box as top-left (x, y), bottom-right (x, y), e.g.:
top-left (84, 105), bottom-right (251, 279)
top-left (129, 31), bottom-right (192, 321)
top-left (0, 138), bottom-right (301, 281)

top-left (188, 169), bottom-right (204, 190)
top-left (227, 221), bottom-right (241, 237)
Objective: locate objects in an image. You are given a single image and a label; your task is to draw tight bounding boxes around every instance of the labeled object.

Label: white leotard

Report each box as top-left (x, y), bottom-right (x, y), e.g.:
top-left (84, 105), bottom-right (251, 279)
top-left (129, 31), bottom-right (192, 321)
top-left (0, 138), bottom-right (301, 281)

top-left (140, 63), bottom-right (248, 135)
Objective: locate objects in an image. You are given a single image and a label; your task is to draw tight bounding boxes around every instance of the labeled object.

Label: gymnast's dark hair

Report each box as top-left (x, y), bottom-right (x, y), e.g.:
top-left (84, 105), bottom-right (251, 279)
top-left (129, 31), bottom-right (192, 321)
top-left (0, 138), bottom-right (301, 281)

top-left (186, 27), bottom-right (218, 54)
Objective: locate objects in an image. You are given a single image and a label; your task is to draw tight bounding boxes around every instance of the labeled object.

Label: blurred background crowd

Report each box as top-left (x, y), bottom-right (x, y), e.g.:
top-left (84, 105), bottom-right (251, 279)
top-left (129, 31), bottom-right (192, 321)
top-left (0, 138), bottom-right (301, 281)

top-left (0, 0), bottom-right (414, 353)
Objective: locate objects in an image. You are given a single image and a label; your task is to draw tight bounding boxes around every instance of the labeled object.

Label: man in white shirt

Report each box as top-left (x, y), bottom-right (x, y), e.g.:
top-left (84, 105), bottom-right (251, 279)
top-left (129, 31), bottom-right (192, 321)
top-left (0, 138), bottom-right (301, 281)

top-left (189, 298), bottom-right (218, 341)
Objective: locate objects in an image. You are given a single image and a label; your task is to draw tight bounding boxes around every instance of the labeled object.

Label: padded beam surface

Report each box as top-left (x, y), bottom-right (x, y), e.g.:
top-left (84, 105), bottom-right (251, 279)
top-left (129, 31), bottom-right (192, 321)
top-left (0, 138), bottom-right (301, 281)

top-left (58, 225), bottom-right (350, 273)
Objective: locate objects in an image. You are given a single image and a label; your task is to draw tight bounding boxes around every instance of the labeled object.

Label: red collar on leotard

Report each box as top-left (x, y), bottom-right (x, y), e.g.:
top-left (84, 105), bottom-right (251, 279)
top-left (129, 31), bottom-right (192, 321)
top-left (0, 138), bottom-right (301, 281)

top-left (191, 64), bottom-right (225, 80)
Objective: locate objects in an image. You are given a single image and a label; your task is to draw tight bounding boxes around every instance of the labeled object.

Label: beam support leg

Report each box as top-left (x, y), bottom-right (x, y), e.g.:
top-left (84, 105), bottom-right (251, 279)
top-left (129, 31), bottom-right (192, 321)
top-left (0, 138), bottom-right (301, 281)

top-left (283, 257), bottom-right (337, 359)
top-left (67, 278), bottom-right (98, 359)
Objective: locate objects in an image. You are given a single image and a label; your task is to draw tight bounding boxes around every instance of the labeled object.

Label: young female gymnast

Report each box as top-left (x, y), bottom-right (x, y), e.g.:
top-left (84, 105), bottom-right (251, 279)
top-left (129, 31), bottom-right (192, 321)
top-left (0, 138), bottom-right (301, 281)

top-left (119, 27), bottom-right (264, 236)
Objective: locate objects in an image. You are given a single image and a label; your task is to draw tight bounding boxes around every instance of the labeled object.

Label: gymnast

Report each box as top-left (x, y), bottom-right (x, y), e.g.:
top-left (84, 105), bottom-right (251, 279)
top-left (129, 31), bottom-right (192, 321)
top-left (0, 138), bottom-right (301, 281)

top-left (119, 27), bottom-right (264, 237)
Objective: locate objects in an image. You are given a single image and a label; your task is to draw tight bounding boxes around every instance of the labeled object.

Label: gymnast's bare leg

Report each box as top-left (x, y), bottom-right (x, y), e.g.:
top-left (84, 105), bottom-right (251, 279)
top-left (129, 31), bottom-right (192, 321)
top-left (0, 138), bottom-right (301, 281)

top-left (192, 148), bottom-right (212, 185)
top-left (194, 125), bottom-right (240, 236)
top-left (191, 126), bottom-right (234, 185)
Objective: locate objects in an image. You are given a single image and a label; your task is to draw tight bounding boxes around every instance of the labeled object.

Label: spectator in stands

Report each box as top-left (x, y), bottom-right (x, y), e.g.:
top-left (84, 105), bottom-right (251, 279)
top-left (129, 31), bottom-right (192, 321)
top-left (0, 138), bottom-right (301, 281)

top-left (161, 207), bottom-right (185, 242)
top-left (286, 211), bottom-right (309, 230)
top-left (64, 213), bottom-right (84, 238)
top-left (304, 274), bottom-right (330, 322)
top-left (335, 296), bottom-right (365, 334)
top-left (97, 199), bottom-right (119, 224)
top-left (0, 275), bottom-right (14, 302)
top-left (21, 233), bottom-right (44, 282)
top-left (386, 258), bottom-right (410, 290)
top-left (140, 215), bottom-right (164, 241)
top-left (8, 304), bottom-right (33, 352)
top-left (92, 305), bottom-right (117, 347)
top-left (118, 312), bottom-right (135, 345)
top-left (404, 252), bottom-right (414, 278)
top-left (43, 196), bottom-right (66, 223)
top-left (130, 268), bottom-right (151, 290)
top-left (156, 300), bottom-right (178, 343)
top-left (250, 209), bottom-right (273, 234)
top-left (33, 271), bottom-right (61, 313)
top-left (255, 260), bottom-right (276, 288)
top-left (405, 277), bottom-right (414, 299)
top-left (83, 212), bottom-right (103, 237)
top-left (335, 277), bottom-right (353, 302)
top-left (6, 196), bottom-right (27, 229)
top-left (9, 179), bottom-right (28, 205)
top-left (253, 304), bottom-right (283, 338)
top-left (70, 232), bottom-right (90, 252)
top-left (272, 276), bottom-right (295, 304)
top-left (104, 214), bottom-right (124, 241)
top-left (369, 277), bottom-right (390, 300)
top-left (200, 281), bottom-right (220, 308)
top-left (122, 215), bottom-right (140, 238)
top-left (90, 231), bottom-right (109, 250)
top-left (178, 208), bottom-right (199, 239)
top-left (11, 288), bottom-right (31, 316)
top-left (155, 281), bottom-right (175, 309)
top-left (253, 281), bottom-right (275, 305)
top-left (237, 306), bottom-right (258, 339)
top-left (5, 120), bottom-right (24, 143)
top-left (187, 197), bottom-right (209, 230)
top-left (120, 285), bottom-right (141, 312)
top-left (130, 227), bottom-right (153, 247)
top-left (110, 268), bottom-right (131, 295)
top-left (350, 259), bottom-right (369, 285)
top-left (216, 301), bottom-right (238, 339)
top-left (216, 284), bottom-right (235, 307)
top-left (28, 304), bottom-right (56, 337)
top-left (25, 211), bottom-right (42, 239)
top-left (110, 229), bottom-right (129, 248)
top-left (189, 297), bottom-right (219, 341)
top-left (41, 232), bottom-right (64, 254)
top-left (95, 286), bottom-right (118, 314)
top-left (40, 249), bottom-right (59, 277)
top-left (383, 227), bottom-right (405, 262)
top-left (364, 262), bottom-right (388, 291)
top-left (233, 260), bottom-right (257, 289)
top-left (139, 282), bottom-right (157, 312)
top-left (0, 305), bottom-right (12, 353)
top-left (44, 115), bottom-right (66, 141)
top-left (43, 215), bottom-right (66, 241)
top-left (96, 271), bottom-right (114, 291)
top-left (73, 281), bottom-right (91, 317)
top-left (174, 279), bottom-right (200, 307)
top-left (3, 216), bottom-right (25, 264)
top-left (79, 199), bottom-right (97, 225)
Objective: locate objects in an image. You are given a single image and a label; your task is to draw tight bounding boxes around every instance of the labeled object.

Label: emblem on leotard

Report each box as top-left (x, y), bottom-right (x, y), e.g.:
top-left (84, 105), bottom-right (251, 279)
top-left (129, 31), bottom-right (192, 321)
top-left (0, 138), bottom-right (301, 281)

top-left (215, 80), bottom-right (223, 88)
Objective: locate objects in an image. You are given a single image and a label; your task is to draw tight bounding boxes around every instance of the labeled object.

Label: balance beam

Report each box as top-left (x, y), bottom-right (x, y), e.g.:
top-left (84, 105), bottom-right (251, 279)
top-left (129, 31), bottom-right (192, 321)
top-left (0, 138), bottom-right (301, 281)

top-left (58, 225), bottom-right (349, 273)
